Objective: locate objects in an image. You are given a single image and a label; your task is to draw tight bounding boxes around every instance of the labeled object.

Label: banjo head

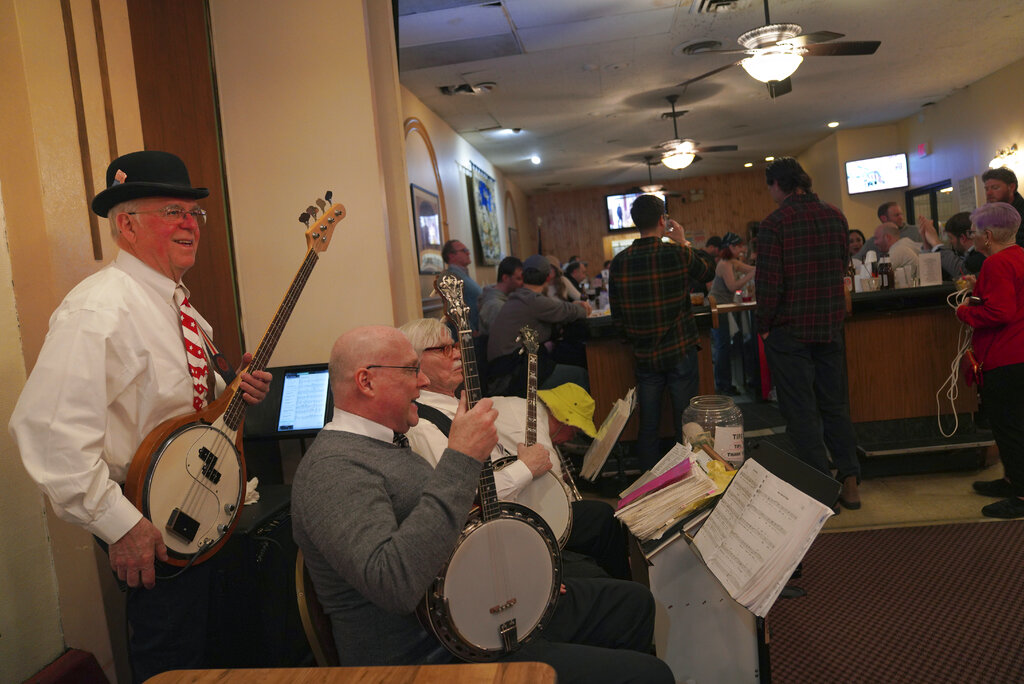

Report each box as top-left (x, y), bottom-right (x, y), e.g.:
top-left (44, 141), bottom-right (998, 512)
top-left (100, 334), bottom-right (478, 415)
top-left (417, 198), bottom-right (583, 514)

top-left (423, 502), bottom-right (561, 661)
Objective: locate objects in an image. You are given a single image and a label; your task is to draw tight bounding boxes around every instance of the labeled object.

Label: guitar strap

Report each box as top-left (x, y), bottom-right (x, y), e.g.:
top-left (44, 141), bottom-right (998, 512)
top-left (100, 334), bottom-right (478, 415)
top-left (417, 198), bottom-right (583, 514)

top-left (196, 325), bottom-right (238, 386)
top-left (414, 401), bottom-right (452, 436)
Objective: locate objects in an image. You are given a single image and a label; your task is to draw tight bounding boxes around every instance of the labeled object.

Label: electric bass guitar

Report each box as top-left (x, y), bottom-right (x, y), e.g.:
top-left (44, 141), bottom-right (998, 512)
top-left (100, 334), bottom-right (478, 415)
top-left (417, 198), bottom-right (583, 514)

top-left (124, 193), bottom-right (344, 567)
top-left (419, 273), bottom-right (561, 662)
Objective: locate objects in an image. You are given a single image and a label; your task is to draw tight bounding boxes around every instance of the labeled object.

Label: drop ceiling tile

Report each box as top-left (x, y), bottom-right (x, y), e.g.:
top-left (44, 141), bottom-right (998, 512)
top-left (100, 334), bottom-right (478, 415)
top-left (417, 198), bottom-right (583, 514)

top-left (518, 7), bottom-right (677, 52)
top-left (399, 3), bottom-right (511, 48)
top-left (504, 0), bottom-right (678, 28)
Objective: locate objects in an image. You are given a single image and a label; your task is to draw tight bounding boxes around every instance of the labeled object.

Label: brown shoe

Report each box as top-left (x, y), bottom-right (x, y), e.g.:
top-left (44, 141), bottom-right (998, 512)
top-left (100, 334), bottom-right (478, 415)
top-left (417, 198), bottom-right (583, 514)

top-left (839, 475), bottom-right (861, 510)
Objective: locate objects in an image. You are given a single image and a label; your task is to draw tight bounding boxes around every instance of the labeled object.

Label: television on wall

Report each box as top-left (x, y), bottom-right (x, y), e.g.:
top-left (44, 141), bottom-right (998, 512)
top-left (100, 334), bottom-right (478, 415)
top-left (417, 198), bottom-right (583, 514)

top-left (605, 191), bottom-right (666, 232)
top-left (242, 363), bottom-right (333, 440)
top-left (845, 153), bottom-right (909, 195)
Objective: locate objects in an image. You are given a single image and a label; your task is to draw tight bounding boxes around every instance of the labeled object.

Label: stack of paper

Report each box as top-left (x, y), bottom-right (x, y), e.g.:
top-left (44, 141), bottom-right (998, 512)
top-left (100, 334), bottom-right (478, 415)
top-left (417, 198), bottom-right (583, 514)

top-left (692, 458), bottom-right (834, 617)
top-left (580, 388), bottom-right (636, 481)
top-left (614, 444), bottom-right (718, 542)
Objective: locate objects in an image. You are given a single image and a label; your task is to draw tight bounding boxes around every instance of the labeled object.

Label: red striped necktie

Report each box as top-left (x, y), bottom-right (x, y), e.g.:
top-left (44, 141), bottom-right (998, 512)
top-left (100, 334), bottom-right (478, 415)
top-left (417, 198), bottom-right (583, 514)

top-left (174, 286), bottom-right (209, 412)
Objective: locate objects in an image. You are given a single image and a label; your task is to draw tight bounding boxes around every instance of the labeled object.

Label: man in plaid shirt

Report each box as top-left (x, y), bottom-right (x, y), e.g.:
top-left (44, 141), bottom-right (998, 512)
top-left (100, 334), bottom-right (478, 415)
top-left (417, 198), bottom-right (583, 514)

top-left (756, 157), bottom-right (861, 510)
top-left (609, 194), bottom-right (715, 470)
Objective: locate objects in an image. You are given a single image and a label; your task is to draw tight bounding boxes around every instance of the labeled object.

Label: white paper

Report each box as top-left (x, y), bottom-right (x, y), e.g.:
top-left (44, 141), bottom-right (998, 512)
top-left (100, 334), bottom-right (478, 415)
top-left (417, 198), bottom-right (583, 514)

top-left (713, 426), bottom-right (744, 468)
top-left (918, 251), bottom-right (942, 286)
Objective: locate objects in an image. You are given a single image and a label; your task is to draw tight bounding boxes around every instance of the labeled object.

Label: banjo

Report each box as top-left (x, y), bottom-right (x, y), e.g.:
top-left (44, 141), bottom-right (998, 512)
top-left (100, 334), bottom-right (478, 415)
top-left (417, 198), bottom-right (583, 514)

top-left (124, 193), bottom-right (344, 567)
top-left (419, 273), bottom-right (561, 662)
top-left (492, 325), bottom-right (575, 549)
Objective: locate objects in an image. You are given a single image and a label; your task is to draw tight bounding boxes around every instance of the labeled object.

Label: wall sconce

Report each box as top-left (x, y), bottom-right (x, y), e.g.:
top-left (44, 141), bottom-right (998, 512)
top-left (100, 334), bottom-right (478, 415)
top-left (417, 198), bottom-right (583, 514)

top-left (989, 143), bottom-right (1023, 176)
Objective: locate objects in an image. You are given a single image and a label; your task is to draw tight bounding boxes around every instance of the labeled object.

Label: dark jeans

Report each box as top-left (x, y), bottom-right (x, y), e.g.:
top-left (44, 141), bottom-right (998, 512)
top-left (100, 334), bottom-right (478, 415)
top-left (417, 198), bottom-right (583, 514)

top-left (635, 350), bottom-right (700, 471)
top-left (763, 326), bottom-right (859, 480)
top-left (980, 362), bottom-right (1024, 495)
top-left (507, 578), bottom-right (674, 684)
top-left (710, 319), bottom-right (734, 392)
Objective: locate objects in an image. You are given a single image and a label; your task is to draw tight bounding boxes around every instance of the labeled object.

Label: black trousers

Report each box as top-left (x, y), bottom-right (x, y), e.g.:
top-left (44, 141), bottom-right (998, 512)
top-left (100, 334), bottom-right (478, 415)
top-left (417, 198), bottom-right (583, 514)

top-left (506, 577), bottom-right (674, 684)
top-left (565, 499), bottom-right (631, 580)
top-left (764, 326), bottom-right (860, 480)
top-left (981, 363), bottom-right (1024, 495)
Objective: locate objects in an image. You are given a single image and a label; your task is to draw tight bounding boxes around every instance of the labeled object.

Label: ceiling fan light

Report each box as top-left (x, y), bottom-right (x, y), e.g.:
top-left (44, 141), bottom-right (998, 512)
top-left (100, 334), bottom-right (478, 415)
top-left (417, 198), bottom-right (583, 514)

top-left (741, 51), bottom-right (803, 83)
top-left (662, 150), bottom-right (696, 170)
top-left (640, 184), bottom-right (663, 193)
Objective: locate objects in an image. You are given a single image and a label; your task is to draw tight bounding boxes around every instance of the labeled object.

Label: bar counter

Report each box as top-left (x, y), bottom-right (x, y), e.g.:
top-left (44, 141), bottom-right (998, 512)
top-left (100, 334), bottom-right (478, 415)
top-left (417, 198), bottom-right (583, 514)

top-left (585, 283), bottom-right (976, 440)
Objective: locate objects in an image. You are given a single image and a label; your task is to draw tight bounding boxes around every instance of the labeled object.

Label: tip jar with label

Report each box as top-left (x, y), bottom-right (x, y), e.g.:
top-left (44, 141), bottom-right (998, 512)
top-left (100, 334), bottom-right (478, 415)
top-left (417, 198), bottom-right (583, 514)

top-left (682, 395), bottom-right (745, 468)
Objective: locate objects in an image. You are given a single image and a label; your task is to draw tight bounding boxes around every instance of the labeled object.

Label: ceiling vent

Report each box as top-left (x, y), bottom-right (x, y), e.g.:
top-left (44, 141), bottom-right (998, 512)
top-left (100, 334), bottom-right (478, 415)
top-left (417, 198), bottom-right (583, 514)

top-left (439, 82), bottom-right (497, 96)
top-left (690, 0), bottom-right (743, 14)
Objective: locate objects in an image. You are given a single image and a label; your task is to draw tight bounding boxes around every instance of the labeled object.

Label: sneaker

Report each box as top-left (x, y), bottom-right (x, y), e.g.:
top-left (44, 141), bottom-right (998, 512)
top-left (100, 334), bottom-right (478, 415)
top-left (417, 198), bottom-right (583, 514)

top-left (973, 478), bottom-right (1014, 498)
top-left (982, 497), bottom-right (1024, 519)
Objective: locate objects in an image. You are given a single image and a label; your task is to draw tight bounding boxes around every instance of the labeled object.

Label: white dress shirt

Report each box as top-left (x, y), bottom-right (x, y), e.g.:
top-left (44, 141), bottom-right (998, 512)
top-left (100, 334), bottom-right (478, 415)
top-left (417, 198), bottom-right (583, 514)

top-left (406, 390), bottom-right (560, 501)
top-left (9, 250), bottom-right (215, 544)
top-left (322, 407), bottom-right (393, 443)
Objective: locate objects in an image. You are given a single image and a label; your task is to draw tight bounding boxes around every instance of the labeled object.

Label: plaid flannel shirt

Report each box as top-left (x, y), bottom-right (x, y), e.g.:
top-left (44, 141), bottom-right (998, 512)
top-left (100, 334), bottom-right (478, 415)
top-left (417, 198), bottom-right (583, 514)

top-left (755, 192), bottom-right (849, 342)
top-left (609, 237), bottom-right (715, 371)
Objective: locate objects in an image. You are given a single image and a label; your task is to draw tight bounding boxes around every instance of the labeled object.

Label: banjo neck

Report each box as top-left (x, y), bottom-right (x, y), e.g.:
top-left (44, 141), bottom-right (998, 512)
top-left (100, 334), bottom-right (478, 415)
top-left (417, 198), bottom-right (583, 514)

top-left (452, 321), bottom-right (502, 522)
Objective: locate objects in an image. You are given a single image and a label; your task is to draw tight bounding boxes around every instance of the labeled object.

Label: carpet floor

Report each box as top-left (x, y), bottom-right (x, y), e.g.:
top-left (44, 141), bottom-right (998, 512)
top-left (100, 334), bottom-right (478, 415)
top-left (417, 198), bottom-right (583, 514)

top-left (768, 520), bottom-right (1024, 683)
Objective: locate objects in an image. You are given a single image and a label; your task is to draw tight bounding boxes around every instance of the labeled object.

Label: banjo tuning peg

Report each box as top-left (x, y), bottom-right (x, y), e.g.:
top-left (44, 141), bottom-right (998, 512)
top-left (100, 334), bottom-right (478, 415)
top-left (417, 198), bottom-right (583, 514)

top-left (324, 190), bottom-right (333, 203)
top-left (315, 198), bottom-right (327, 212)
top-left (306, 205), bottom-right (319, 219)
top-left (298, 212), bottom-right (311, 226)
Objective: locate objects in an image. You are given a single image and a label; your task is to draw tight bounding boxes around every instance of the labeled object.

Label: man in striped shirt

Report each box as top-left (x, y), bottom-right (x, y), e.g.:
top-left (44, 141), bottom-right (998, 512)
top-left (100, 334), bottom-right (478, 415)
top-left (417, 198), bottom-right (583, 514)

top-left (756, 157), bottom-right (861, 510)
top-left (609, 194), bottom-right (715, 470)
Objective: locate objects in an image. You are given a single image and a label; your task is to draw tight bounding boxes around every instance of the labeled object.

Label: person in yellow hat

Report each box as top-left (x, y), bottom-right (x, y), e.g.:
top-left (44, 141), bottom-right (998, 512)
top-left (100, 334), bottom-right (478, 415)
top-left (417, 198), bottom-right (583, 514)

top-left (538, 382), bottom-right (598, 445)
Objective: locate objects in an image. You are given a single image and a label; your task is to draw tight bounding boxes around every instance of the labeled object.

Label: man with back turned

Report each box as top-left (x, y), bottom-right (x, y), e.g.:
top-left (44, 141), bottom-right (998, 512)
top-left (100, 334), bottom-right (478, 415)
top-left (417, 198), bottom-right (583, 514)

top-left (755, 157), bottom-right (862, 510)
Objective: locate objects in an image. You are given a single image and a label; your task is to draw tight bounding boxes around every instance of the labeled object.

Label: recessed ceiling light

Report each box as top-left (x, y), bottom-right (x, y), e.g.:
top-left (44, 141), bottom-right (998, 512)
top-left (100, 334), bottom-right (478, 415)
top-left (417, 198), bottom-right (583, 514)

top-left (744, 162), bottom-right (753, 167)
top-left (827, 121), bottom-right (840, 128)
top-left (764, 156), bottom-right (775, 162)
top-left (530, 155), bottom-right (541, 165)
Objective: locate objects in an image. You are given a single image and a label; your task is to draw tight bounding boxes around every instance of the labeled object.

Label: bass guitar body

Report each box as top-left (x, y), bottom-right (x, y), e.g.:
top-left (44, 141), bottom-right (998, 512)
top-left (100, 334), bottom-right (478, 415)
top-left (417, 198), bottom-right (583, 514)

top-left (420, 501), bottom-right (561, 662)
top-left (124, 390), bottom-right (245, 566)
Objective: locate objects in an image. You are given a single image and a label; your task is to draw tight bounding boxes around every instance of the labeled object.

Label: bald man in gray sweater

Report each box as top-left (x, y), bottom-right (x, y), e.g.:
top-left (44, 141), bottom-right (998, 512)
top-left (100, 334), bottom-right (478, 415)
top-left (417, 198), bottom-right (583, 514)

top-left (291, 326), bottom-right (672, 683)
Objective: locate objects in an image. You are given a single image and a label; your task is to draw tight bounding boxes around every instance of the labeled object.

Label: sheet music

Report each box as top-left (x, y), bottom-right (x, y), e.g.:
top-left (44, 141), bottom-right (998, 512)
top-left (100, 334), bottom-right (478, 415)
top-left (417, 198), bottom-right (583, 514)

top-left (693, 459), bottom-right (832, 615)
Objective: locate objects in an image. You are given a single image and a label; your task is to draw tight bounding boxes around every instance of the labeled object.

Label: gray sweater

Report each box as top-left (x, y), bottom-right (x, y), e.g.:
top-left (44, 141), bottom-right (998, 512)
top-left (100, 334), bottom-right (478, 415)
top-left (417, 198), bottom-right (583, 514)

top-left (291, 429), bottom-right (481, 665)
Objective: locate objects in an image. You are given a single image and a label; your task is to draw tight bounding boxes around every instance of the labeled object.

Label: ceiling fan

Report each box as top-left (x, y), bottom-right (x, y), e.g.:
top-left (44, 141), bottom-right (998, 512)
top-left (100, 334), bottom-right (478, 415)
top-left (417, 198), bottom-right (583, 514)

top-left (655, 95), bottom-right (738, 170)
top-left (628, 155), bottom-right (683, 196)
top-left (677, 0), bottom-right (881, 98)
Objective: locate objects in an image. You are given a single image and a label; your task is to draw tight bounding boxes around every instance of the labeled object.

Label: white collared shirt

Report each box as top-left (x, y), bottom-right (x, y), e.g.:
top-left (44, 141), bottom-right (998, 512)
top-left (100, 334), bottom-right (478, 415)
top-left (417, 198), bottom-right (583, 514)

top-left (406, 390), bottom-right (560, 501)
top-left (10, 250), bottom-right (216, 544)
top-left (322, 408), bottom-right (394, 444)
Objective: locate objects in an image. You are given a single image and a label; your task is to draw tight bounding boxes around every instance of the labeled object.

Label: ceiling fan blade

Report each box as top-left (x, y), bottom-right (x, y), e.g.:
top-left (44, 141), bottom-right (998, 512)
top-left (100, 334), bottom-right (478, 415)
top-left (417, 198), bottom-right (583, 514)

top-left (696, 145), bottom-right (738, 153)
top-left (766, 77), bottom-right (793, 99)
top-left (777, 30), bottom-right (844, 47)
top-left (802, 40), bottom-right (881, 57)
top-left (677, 61), bottom-right (740, 87)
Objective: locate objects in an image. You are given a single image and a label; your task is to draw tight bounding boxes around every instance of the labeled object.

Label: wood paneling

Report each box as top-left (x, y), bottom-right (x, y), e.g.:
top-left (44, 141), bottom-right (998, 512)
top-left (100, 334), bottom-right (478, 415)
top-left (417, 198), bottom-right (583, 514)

top-left (845, 307), bottom-right (976, 423)
top-left (126, 0), bottom-right (242, 365)
top-left (526, 170), bottom-right (777, 267)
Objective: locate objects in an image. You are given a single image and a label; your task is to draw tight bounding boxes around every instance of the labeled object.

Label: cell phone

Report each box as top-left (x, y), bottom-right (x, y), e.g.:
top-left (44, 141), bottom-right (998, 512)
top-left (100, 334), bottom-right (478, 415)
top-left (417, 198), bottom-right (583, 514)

top-left (968, 296), bottom-right (984, 305)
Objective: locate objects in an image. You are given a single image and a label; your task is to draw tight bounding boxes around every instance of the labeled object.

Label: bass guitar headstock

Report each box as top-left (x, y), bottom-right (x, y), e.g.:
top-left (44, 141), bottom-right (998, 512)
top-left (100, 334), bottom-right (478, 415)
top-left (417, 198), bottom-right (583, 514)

top-left (298, 190), bottom-right (346, 253)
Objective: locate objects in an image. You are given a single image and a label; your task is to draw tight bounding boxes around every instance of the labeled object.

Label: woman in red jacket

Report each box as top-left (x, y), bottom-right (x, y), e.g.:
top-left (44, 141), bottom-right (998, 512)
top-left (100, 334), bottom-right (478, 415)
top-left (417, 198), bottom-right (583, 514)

top-left (957, 202), bottom-right (1024, 518)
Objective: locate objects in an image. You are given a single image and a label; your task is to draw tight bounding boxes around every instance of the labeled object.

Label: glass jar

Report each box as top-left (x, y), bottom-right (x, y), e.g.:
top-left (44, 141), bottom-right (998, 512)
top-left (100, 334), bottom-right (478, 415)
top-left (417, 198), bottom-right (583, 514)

top-left (682, 395), bottom-right (745, 468)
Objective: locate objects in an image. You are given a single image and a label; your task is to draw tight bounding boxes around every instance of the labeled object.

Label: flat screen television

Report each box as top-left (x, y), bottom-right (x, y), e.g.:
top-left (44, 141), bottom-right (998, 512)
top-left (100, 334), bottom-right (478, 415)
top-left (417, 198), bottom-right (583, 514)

top-left (845, 153), bottom-right (909, 195)
top-left (242, 363), bottom-right (333, 440)
top-left (605, 190), bottom-right (665, 232)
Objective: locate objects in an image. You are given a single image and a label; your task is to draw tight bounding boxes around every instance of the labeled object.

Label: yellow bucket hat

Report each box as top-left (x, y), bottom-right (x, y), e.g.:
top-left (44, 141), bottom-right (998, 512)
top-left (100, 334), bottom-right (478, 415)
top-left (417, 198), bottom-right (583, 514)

top-left (537, 383), bottom-right (597, 438)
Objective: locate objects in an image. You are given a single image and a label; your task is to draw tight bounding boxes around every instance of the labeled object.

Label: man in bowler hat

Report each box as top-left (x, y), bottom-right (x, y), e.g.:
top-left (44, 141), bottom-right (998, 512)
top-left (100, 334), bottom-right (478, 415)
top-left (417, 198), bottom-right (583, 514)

top-left (10, 150), bottom-right (272, 681)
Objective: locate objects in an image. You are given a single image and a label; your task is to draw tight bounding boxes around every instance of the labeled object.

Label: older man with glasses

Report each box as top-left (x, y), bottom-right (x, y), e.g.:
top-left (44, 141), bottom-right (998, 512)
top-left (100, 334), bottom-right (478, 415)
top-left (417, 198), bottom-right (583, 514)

top-left (290, 324), bottom-right (673, 683)
top-left (10, 150), bottom-right (272, 681)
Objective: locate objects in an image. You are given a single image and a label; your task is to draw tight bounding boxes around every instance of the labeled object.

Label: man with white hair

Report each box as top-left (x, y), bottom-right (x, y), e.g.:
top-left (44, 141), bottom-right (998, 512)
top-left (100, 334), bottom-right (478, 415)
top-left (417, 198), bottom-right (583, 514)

top-left (401, 318), bottom-right (630, 580)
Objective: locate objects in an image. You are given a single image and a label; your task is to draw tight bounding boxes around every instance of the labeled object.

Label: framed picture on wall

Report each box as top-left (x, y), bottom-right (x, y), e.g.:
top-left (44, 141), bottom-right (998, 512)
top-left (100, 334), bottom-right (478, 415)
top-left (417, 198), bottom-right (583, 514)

top-left (411, 184), bottom-right (443, 274)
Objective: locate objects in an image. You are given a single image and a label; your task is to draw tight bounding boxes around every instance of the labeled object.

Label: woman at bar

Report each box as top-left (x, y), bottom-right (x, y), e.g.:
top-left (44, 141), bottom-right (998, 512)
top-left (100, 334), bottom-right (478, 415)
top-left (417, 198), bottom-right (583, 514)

top-left (708, 232), bottom-right (756, 395)
top-left (848, 229), bottom-right (866, 257)
top-left (956, 202), bottom-right (1024, 518)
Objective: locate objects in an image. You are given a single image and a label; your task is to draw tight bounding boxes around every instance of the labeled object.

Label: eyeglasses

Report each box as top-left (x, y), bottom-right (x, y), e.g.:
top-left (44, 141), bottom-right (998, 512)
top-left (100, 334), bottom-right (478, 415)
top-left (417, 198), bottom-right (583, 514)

top-left (366, 364), bottom-right (421, 374)
top-left (125, 206), bottom-right (208, 226)
top-left (423, 344), bottom-right (456, 357)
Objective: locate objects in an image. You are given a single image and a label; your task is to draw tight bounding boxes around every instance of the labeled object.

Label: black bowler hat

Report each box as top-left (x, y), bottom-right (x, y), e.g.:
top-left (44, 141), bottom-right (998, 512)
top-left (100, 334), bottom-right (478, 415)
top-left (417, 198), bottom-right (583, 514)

top-left (91, 151), bottom-right (209, 218)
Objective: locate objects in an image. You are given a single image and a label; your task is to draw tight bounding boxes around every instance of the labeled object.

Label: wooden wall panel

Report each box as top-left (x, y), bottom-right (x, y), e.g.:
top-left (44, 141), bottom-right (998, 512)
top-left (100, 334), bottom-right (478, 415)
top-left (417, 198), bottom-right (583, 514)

top-left (526, 170), bottom-right (778, 268)
top-left (126, 0), bottom-right (243, 365)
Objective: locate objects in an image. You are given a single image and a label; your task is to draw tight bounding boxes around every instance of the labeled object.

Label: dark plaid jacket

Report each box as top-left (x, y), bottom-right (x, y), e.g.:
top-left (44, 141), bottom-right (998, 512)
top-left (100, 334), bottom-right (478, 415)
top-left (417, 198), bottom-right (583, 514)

top-left (609, 237), bottom-right (715, 371)
top-left (755, 192), bottom-right (849, 342)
